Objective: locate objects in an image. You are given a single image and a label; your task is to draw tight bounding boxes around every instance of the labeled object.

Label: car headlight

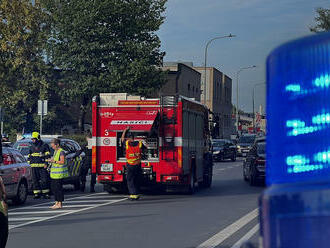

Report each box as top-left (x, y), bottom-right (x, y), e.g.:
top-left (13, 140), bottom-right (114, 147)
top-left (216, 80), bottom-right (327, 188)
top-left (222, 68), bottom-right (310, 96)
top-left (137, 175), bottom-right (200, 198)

top-left (213, 150), bottom-right (221, 154)
top-left (237, 145), bottom-right (241, 149)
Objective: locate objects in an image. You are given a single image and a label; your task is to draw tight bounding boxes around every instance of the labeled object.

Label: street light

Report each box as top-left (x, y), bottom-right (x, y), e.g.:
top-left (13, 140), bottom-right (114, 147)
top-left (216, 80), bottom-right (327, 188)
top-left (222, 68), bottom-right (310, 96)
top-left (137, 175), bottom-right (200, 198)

top-left (252, 82), bottom-right (266, 131)
top-left (203, 34), bottom-right (236, 105)
top-left (236, 65), bottom-right (257, 134)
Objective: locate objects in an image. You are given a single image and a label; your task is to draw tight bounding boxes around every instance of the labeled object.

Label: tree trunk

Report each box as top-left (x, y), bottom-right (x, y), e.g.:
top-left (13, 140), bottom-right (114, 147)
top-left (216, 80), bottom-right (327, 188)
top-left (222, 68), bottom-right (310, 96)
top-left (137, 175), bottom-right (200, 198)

top-left (78, 97), bottom-right (88, 133)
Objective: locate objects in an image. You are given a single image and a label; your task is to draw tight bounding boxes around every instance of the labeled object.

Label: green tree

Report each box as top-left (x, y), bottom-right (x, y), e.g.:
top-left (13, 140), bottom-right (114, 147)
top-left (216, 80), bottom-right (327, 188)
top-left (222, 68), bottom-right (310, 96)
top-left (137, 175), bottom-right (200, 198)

top-left (43, 0), bottom-right (167, 131)
top-left (310, 7), bottom-right (330, 32)
top-left (0, 0), bottom-right (52, 133)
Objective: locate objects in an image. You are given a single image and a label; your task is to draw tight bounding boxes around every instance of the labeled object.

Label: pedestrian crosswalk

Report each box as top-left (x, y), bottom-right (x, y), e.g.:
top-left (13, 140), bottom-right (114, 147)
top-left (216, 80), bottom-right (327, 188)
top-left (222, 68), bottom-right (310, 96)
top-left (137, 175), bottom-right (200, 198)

top-left (8, 192), bottom-right (127, 230)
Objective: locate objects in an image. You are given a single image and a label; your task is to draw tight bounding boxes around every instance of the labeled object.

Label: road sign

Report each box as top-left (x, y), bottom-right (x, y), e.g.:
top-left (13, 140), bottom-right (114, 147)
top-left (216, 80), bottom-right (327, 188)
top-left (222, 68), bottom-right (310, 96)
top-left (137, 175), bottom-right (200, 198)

top-left (38, 100), bottom-right (48, 116)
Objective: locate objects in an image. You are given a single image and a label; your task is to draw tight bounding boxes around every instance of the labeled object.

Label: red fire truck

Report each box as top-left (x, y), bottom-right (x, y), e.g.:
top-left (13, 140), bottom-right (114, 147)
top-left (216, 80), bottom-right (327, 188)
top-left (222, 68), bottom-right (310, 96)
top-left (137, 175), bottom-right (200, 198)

top-left (91, 93), bottom-right (213, 193)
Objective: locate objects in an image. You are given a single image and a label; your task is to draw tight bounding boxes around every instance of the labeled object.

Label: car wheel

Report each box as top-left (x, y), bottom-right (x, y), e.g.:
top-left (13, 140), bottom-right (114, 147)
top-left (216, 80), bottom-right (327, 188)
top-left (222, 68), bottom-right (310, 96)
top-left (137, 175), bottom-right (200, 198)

top-left (249, 167), bottom-right (258, 186)
top-left (13, 181), bottom-right (28, 205)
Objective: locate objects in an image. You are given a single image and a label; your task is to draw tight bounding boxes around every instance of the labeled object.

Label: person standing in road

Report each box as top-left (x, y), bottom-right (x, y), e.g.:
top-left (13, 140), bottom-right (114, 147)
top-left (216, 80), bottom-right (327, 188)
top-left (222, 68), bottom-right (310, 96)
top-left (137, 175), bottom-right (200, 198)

top-left (121, 127), bottom-right (147, 201)
top-left (28, 132), bottom-right (51, 199)
top-left (47, 138), bottom-right (68, 209)
top-left (0, 176), bottom-right (8, 248)
top-left (78, 133), bottom-right (96, 193)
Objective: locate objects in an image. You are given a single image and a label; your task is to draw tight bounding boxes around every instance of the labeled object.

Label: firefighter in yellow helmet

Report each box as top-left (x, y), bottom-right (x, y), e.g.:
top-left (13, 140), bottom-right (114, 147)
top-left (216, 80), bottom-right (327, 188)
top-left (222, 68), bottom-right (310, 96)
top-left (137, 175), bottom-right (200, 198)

top-left (28, 132), bottom-right (51, 199)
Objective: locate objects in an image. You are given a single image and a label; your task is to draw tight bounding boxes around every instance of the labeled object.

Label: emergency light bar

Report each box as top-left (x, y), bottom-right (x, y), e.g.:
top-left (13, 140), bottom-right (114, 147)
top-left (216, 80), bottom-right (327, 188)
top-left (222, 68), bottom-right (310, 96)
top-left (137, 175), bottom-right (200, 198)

top-left (267, 32), bottom-right (330, 185)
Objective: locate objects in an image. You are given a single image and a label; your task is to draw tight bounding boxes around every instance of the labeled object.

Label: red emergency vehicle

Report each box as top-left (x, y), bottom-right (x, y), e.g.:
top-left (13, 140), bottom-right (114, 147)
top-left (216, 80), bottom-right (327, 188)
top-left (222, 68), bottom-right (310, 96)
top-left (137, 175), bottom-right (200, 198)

top-left (92, 93), bottom-right (213, 193)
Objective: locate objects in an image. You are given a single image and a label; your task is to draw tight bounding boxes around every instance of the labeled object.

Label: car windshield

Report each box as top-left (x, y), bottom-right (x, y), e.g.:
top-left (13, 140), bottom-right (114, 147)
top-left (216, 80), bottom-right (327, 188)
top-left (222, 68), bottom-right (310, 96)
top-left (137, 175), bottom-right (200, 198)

top-left (238, 136), bottom-right (255, 144)
top-left (212, 140), bottom-right (226, 147)
top-left (257, 143), bottom-right (266, 155)
top-left (14, 142), bottom-right (31, 156)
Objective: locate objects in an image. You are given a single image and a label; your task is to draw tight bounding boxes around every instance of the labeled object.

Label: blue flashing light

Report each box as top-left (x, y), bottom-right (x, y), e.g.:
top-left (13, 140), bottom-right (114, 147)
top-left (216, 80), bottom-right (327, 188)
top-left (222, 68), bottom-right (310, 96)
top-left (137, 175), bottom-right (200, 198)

top-left (285, 84), bottom-right (301, 92)
top-left (267, 32), bottom-right (330, 185)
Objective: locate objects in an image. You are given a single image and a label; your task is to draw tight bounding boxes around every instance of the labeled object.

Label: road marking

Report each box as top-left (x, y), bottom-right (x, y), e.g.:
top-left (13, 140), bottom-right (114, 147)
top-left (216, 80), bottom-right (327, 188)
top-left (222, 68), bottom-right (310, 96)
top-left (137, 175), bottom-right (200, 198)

top-left (231, 224), bottom-right (259, 248)
top-left (197, 208), bottom-right (258, 248)
top-left (10, 210), bottom-right (71, 215)
top-left (26, 204), bottom-right (96, 209)
top-left (10, 217), bottom-right (43, 221)
top-left (9, 198), bottom-right (127, 230)
top-left (63, 200), bottom-right (111, 204)
top-left (8, 192), bottom-right (109, 212)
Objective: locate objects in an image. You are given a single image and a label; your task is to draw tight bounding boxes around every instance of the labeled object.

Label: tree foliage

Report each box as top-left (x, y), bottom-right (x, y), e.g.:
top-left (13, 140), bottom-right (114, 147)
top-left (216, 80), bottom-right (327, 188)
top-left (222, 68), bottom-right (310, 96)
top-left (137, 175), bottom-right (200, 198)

top-left (310, 7), bottom-right (330, 32)
top-left (42, 0), bottom-right (167, 131)
top-left (0, 0), bottom-right (52, 133)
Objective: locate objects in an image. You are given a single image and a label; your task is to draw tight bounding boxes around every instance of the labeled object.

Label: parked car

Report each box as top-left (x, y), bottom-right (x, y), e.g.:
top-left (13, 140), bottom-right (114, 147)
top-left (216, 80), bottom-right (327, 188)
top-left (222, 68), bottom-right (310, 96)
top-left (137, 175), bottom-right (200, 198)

top-left (0, 147), bottom-right (32, 204)
top-left (236, 134), bottom-right (257, 157)
top-left (212, 139), bottom-right (237, 162)
top-left (243, 141), bottom-right (266, 186)
top-left (13, 138), bottom-right (85, 190)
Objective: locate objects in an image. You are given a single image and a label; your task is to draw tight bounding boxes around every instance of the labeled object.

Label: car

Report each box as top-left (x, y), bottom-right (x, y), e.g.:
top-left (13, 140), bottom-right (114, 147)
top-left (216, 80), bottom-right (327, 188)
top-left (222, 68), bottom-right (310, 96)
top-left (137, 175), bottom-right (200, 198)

top-left (0, 147), bottom-right (32, 204)
top-left (243, 141), bottom-right (266, 186)
top-left (13, 138), bottom-right (85, 191)
top-left (236, 134), bottom-right (257, 157)
top-left (212, 139), bottom-right (237, 162)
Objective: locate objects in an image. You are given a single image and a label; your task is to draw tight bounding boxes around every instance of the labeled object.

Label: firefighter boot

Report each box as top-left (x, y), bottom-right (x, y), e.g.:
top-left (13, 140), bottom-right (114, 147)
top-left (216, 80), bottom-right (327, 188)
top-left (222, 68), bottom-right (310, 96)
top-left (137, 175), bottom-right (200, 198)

top-left (43, 194), bottom-right (51, 199)
top-left (80, 182), bottom-right (86, 192)
top-left (33, 194), bottom-right (41, 199)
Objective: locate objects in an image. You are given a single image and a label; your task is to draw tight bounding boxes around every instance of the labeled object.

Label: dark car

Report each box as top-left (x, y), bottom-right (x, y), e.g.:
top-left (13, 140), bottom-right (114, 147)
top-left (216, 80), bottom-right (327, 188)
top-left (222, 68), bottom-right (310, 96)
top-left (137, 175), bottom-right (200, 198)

top-left (212, 139), bottom-right (237, 162)
top-left (13, 138), bottom-right (85, 190)
top-left (243, 141), bottom-right (266, 186)
top-left (236, 134), bottom-right (257, 157)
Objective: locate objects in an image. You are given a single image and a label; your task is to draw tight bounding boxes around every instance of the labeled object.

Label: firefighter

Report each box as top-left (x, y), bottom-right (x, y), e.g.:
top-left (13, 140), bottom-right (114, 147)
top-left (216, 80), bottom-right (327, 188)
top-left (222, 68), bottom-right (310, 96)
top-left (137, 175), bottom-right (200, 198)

top-left (77, 134), bottom-right (96, 193)
top-left (28, 132), bottom-right (51, 199)
top-left (121, 127), bottom-right (146, 200)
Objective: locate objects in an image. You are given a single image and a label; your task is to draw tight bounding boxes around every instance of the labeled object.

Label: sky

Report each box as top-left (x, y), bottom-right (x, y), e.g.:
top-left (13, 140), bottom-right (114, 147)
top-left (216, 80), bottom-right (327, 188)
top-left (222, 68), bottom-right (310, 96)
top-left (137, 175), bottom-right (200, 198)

top-left (158, 0), bottom-right (329, 114)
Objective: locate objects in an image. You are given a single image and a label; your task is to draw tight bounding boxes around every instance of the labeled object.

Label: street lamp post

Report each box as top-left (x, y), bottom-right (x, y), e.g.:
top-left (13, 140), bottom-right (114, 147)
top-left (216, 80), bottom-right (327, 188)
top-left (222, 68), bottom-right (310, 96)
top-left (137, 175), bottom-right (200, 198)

top-left (236, 65), bottom-right (257, 134)
top-left (252, 82), bottom-right (266, 131)
top-left (203, 34), bottom-right (236, 105)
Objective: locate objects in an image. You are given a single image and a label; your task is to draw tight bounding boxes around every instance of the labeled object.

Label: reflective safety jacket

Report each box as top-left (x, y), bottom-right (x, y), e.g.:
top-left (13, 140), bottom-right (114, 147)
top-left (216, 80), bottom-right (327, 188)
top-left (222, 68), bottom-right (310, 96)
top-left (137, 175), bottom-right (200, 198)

top-left (126, 141), bottom-right (143, 165)
top-left (28, 140), bottom-right (51, 167)
top-left (50, 148), bottom-right (69, 179)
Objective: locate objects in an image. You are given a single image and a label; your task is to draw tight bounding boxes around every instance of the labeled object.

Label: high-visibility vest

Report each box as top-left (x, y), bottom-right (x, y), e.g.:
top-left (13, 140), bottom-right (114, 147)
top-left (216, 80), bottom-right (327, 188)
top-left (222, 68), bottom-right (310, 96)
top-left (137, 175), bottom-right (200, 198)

top-left (50, 148), bottom-right (69, 179)
top-left (28, 141), bottom-right (51, 167)
top-left (126, 141), bottom-right (142, 165)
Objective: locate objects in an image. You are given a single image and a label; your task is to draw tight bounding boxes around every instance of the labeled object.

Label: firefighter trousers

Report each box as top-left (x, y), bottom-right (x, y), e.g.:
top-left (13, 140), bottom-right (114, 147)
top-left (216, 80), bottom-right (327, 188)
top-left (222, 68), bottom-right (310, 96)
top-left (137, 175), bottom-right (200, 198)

top-left (0, 212), bottom-right (8, 248)
top-left (32, 167), bottom-right (50, 195)
top-left (126, 164), bottom-right (141, 195)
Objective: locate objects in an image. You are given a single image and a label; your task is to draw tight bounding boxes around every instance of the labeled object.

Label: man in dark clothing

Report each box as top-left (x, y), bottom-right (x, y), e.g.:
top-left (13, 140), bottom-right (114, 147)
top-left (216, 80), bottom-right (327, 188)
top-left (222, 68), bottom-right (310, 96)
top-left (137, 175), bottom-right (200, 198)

top-left (78, 134), bottom-right (96, 193)
top-left (121, 127), bottom-right (147, 200)
top-left (28, 132), bottom-right (51, 199)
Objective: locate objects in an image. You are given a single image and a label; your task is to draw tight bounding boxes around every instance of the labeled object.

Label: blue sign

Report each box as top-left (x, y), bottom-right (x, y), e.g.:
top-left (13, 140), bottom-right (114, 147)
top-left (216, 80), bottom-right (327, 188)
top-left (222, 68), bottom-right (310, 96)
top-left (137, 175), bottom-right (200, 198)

top-left (267, 32), bottom-right (330, 185)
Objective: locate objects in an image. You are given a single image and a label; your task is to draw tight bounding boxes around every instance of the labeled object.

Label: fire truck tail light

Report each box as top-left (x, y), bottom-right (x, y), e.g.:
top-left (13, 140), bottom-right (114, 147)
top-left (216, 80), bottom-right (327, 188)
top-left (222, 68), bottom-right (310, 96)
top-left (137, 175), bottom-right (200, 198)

top-left (92, 146), bottom-right (97, 173)
top-left (178, 147), bottom-right (182, 168)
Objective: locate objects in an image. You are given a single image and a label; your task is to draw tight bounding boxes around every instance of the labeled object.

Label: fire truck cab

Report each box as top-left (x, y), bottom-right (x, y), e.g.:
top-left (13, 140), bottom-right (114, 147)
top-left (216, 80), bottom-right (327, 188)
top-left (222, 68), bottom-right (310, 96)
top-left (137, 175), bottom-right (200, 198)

top-left (92, 93), bottom-right (213, 193)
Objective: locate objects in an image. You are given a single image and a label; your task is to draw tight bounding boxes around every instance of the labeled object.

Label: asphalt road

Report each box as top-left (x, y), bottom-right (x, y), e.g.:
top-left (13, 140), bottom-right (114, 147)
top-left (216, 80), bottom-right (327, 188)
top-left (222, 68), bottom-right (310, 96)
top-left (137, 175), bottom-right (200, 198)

top-left (6, 158), bottom-right (265, 248)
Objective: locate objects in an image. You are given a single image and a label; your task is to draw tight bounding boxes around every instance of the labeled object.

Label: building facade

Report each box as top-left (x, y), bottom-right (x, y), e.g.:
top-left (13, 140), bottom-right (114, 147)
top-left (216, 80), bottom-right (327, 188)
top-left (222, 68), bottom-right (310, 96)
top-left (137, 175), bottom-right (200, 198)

top-left (158, 63), bottom-right (201, 101)
top-left (193, 67), bottom-right (233, 139)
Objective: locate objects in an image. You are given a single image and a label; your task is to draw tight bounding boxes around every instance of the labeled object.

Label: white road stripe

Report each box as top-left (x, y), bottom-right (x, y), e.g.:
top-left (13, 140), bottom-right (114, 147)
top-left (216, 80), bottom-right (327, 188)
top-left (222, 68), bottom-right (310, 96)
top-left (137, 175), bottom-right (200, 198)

top-left (63, 200), bottom-right (111, 204)
top-left (9, 198), bottom-right (127, 230)
top-left (231, 224), bottom-right (259, 248)
top-left (197, 208), bottom-right (258, 248)
top-left (10, 210), bottom-right (71, 215)
top-left (10, 217), bottom-right (43, 221)
top-left (8, 192), bottom-right (110, 212)
top-left (23, 205), bottom-right (96, 209)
